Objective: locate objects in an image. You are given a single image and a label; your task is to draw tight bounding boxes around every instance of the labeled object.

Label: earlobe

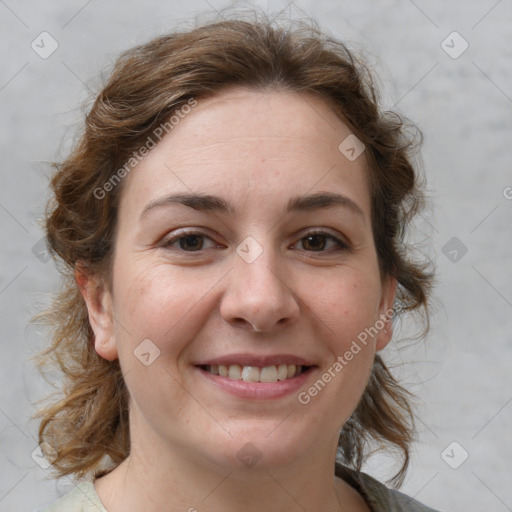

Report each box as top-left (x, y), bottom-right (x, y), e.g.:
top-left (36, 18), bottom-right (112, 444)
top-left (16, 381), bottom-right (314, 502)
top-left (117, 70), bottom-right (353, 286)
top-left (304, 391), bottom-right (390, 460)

top-left (75, 266), bottom-right (118, 361)
top-left (375, 275), bottom-right (398, 351)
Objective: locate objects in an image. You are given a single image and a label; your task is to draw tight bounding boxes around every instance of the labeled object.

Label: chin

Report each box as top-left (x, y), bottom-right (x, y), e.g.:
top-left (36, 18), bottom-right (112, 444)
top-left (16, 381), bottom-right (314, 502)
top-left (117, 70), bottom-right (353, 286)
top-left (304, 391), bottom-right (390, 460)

top-left (196, 424), bottom-right (315, 473)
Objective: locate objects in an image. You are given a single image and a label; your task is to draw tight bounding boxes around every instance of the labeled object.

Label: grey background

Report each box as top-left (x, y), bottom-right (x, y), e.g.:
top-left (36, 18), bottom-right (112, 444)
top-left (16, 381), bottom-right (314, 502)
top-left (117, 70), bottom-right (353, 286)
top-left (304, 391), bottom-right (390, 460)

top-left (1, 1), bottom-right (511, 510)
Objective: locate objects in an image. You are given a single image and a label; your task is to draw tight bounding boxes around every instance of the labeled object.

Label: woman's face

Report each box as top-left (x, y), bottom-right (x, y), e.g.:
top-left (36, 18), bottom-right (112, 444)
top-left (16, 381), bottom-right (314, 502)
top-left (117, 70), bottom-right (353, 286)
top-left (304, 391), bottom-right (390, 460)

top-left (87, 88), bottom-right (396, 473)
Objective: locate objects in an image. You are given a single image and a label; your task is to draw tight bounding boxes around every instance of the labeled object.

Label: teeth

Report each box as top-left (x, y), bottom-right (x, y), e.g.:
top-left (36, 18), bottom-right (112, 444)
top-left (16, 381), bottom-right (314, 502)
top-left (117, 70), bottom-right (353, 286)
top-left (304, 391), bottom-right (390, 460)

top-left (228, 364), bottom-right (242, 380)
top-left (209, 364), bottom-right (303, 382)
top-left (277, 364), bottom-right (288, 381)
top-left (241, 366), bottom-right (260, 382)
top-left (260, 365), bottom-right (278, 382)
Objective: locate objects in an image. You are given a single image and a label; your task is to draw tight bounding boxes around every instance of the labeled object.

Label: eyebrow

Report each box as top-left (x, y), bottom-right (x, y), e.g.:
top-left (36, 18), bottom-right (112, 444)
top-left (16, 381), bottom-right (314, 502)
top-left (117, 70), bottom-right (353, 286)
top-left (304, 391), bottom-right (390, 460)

top-left (140, 191), bottom-right (365, 221)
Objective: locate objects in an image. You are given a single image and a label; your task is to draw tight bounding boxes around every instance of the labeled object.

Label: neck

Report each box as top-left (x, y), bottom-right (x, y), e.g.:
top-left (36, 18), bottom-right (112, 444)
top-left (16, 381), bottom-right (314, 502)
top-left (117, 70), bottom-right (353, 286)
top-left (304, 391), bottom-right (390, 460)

top-left (94, 416), bottom-right (369, 512)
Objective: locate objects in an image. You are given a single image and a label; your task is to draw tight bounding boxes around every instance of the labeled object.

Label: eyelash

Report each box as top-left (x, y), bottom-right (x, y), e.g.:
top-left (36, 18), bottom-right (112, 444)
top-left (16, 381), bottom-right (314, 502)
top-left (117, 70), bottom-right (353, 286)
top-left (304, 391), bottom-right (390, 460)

top-left (160, 228), bottom-right (350, 254)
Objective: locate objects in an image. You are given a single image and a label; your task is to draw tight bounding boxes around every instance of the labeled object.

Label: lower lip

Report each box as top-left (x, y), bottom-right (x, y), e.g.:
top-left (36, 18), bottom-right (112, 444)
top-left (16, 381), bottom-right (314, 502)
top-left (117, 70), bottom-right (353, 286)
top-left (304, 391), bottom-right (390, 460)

top-left (196, 366), bottom-right (316, 400)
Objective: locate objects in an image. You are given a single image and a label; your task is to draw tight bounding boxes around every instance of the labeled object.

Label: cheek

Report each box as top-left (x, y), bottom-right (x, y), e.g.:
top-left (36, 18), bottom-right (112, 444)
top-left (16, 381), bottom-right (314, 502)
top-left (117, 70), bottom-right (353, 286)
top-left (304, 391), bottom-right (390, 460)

top-left (110, 261), bottom-right (207, 417)
top-left (311, 272), bottom-right (382, 343)
top-left (111, 258), bottom-right (220, 360)
top-left (303, 271), bottom-right (381, 406)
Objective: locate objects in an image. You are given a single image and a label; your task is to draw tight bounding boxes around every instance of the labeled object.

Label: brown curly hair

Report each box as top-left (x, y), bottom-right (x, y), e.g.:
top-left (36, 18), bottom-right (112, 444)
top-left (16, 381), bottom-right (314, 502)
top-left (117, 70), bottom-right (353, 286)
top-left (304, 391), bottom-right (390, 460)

top-left (34, 13), bottom-right (433, 488)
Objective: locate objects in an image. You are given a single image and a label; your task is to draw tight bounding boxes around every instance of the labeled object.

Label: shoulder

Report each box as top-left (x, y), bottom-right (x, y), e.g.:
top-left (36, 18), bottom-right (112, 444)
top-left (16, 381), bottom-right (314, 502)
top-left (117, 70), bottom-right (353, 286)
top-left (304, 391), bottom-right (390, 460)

top-left (37, 482), bottom-right (107, 512)
top-left (357, 471), bottom-right (441, 512)
top-left (336, 465), bottom-right (441, 512)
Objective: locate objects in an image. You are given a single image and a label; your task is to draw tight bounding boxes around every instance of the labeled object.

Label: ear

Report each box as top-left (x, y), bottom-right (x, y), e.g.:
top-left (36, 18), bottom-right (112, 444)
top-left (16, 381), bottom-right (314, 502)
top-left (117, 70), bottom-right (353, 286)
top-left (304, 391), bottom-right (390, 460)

top-left (75, 265), bottom-right (118, 361)
top-left (375, 275), bottom-right (398, 351)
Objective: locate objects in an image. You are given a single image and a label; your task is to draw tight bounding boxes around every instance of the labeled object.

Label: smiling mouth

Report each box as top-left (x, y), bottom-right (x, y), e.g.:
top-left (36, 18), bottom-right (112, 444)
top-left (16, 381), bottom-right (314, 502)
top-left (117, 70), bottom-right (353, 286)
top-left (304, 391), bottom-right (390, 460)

top-left (199, 364), bottom-right (312, 383)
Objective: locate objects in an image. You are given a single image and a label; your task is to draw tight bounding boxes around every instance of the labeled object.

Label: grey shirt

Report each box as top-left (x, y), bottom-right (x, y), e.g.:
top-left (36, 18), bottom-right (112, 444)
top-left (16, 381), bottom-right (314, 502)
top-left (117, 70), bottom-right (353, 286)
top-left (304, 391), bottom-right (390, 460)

top-left (340, 467), bottom-right (441, 511)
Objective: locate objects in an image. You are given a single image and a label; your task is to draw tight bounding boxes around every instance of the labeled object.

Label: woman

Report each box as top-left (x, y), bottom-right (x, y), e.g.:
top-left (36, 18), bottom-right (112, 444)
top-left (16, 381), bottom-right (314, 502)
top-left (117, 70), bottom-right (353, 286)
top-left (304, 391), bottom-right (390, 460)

top-left (35, 13), bottom-right (437, 512)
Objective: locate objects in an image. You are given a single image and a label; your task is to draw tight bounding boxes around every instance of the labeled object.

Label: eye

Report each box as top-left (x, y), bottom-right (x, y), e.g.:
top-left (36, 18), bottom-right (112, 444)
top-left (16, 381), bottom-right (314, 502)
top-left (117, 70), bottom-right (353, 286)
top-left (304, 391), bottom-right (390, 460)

top-left (160, 230), bottom-right (220, 252)
top-left (295, 230), bottom-right (349, 252)
top-left (160, 228), bottom-right (349, 254)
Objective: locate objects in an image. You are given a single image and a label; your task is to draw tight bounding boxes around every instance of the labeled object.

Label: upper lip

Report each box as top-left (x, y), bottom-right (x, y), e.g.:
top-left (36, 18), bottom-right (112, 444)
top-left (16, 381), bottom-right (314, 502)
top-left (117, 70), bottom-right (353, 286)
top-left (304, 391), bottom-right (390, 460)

top-left (195, 354), bottom-right (316, 367)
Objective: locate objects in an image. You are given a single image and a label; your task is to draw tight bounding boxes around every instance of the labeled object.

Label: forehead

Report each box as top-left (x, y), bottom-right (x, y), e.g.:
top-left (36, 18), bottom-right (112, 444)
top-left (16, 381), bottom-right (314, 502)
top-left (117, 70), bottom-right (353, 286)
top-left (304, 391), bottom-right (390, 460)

top-left (120, 88), bottom-right (371, 218)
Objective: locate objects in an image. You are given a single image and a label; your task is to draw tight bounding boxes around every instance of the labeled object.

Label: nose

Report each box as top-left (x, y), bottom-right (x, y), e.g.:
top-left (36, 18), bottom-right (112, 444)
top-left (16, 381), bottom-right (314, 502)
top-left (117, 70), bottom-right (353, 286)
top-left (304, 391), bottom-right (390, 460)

top-left (219, 244), bottom-right (300, 333)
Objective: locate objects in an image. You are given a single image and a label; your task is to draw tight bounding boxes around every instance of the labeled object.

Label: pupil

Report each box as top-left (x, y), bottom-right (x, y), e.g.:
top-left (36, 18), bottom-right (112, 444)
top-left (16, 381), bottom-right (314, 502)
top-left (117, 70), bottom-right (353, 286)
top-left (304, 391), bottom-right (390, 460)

top-left (180, 235), bottom-right (203, 251)
top-left (304, 234), bottom-right (325, 251)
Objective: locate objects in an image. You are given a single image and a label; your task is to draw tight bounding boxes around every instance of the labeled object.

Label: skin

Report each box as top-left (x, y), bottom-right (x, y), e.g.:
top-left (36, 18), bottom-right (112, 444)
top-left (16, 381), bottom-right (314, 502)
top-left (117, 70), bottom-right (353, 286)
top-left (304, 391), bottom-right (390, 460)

top-left (79, 87), bottom-right (397, 512)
